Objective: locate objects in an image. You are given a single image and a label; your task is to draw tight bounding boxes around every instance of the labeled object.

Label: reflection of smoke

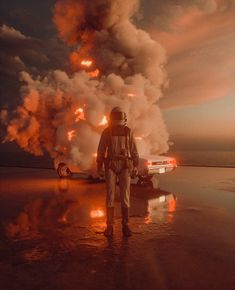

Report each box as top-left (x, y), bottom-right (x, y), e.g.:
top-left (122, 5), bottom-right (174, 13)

top-left (5, 196), bottom-right (77, 238)
top-left (4, 0), bottom-right (169, 170)
top-left (5, 179), bottom-right (106, 239)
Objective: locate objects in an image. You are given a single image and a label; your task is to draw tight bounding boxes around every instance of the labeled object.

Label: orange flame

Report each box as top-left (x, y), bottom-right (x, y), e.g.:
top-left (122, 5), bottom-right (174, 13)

top-left (90, 209), bottom-right (105, 218)
top-left (99, 115), bottom-right (108, 126)
top-left (127, 93), bottom-right (135, 97)
top-left (92, 153), bottom-right (97, 157)
top-left (81, 59), bottom-right (93, 67)
top-left (135, 136), bottom-right (143, 140)
top-left (75, 107), bottom-right (85, 121)
top-left (88, 69), bottom-right (100, 78)
top-left (69, 51), bottom-right (81, 71)
top-left (68, 130), bottom-right (75, 141)
top-left (75, 107), bottom-right (84, 114)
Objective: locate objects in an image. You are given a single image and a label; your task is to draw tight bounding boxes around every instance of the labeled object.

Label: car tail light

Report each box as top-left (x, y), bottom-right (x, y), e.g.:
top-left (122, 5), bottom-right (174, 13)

top-left (145, 161), bottom-right (152, 166)
top-left (169, 159), bottom-right (177, 165)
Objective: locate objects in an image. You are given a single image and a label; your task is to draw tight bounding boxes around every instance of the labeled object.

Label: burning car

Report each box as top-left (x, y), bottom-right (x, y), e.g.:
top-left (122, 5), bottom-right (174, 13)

top-left (54, 153), bottom-right (177, 188)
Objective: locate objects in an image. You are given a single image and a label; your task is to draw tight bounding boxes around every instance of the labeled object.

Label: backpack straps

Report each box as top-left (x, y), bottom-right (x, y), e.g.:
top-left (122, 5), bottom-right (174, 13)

top-left (108, 126), bottom-right (113, 158)
top-left (124, 126), bottom-right (131, 159)
top-left (108, 125), bottom-right (131, 159)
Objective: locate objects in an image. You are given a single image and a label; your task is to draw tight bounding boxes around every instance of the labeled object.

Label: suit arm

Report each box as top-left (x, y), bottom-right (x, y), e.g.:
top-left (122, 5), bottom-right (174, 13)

top-left (130, 132), bottom-right (139, 167)
top-left (96, 130), bottom-right (108, 169)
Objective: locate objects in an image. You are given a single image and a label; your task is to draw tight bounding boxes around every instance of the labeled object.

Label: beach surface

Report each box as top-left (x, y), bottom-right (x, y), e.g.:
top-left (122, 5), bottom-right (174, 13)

top-left (0, 166), bottom-right (234, 290)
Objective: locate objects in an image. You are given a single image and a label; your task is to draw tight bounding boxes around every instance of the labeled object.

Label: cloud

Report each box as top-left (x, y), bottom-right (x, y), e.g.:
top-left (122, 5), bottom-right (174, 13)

top-left (140, 0), bottom-right (235, 110)
top-left (0, 24), bottom-right (48, 68)
top-left (0, 24), bottom-right (27, 40)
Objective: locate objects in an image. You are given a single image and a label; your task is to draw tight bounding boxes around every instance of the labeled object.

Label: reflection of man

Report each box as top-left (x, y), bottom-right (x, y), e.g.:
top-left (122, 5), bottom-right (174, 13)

top-left (97, 107), bottom-right (139, 237)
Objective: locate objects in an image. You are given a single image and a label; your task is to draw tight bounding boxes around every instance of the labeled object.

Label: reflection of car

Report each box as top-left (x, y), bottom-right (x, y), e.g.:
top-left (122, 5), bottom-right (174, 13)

top-left (124, 185), bottom-right (177, 221)
top-left (55, 154), bottom-right (177, 188)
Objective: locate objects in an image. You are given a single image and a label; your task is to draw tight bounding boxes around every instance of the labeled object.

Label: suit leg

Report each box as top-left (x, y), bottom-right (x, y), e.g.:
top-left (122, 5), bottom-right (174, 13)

top-left (119, 169), bottom-right (131, 209)
top-left (105, 168), bottom-right (117, 208)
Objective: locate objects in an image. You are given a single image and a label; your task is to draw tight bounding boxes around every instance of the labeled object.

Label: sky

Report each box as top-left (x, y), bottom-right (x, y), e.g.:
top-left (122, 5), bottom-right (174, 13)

top-left (0, 0), bottom-right (235, 153)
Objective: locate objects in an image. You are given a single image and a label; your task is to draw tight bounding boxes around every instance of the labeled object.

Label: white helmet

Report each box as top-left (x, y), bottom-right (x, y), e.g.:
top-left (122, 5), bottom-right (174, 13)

top-left (110, 107), bottom-right (127, 126)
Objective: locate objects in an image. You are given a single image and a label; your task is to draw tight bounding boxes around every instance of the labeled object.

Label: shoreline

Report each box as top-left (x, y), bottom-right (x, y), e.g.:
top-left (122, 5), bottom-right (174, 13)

top-left (0, 164), bottom-right (235, 170)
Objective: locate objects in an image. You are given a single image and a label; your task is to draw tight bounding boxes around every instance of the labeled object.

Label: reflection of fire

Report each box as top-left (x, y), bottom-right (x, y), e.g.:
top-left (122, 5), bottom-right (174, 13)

top-left (81, 59), bottom-right (93, 67)
top-left (99, 115), bottom-right (108, 126)
top-left (90, 209), bottom-right (104, 218)
top-left (145, 205), bottom-right (151, 224)
top-left (68, 130), bottom-right (75, 141)
top-left (75, 107), bottom-right (85, 121)
top-left (168, 196), bottom-right (176, 213)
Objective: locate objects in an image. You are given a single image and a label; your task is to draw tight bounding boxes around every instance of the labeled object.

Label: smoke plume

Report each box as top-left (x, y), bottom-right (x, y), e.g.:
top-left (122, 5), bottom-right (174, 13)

top-left (4, 0), bottom-right (169, 170)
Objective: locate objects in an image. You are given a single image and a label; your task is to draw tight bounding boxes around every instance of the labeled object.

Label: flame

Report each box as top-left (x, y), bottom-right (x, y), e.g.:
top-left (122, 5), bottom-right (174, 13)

top-left (92, 153), bottom-right (97, 157)
top-left (69, 53), bottom-right (95, 71)
top-left (75, 107), bottom-right (85, 121)
top-left (88, 69), bottom-right (100, 78)
top-left (75, 108), bottom-right (84, 114)
top-left (69, 51), bottom-right (81, 71)
top-left (90, 209), bottom-right (104, 218)
top-left (68, 130), bottom-right (75, 141)
top-left (72, 57), bottom-right (99, 78)
top-left (81, 59), bottom-right (93, 67)
top-left (127, 93), bottom-right (135, 97)
top-left (99, 115), bottom-right (108, 126)
top-left (135, 136), bottom-right (143, 140)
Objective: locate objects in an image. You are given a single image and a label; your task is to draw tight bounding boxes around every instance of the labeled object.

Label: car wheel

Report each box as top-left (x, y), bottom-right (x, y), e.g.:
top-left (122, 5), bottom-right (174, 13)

top-left (137, 175), bottom-right (159, 189)
top-left (137, 176), bottom-right (152, 187)
top-left (57, 163), bottom-right (72, 178)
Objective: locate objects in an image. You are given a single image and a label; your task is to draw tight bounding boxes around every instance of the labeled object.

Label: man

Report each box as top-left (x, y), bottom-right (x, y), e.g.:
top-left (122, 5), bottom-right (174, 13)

top-left (97, 107), bottom-right (139, 237)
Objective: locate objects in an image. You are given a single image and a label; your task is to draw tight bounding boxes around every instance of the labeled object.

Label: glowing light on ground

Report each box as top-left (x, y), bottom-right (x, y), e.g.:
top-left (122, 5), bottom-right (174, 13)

top-left (145, 205), bottom-right (151, 224)
top-left (168, 196), bottom-right (176, 213)
top-left (90, 209), bottom-right (105, 218)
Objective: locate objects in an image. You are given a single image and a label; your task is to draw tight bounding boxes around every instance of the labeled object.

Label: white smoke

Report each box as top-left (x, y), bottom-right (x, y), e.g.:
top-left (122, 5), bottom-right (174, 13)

top-left (4, 0), bottom-right (169, 170)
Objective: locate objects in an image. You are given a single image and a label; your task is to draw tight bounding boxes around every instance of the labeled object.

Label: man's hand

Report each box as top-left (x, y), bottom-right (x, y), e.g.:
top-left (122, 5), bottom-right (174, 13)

top-left (98, 170), bottom-right (105, 178)
top-left (131, 166), bottom-right (138, 178)
top-left (97, 165), bottom-right (105, 178)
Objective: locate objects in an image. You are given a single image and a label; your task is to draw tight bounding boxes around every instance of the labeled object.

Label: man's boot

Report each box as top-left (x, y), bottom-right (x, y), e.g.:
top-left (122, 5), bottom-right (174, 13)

top-left (121, 207), bottom-right (132, 237)
top-left (104, 207), bottom-right (114, 237)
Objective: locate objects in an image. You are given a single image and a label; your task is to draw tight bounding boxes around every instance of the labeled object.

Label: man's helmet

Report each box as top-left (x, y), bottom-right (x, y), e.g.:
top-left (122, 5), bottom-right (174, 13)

top-left (110, 106), bottom-right (127, 126)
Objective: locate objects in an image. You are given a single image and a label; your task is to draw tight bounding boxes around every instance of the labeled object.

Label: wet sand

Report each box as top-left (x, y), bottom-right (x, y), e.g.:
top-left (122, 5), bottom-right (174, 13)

top-left (0, 166), bottom-right (235, 290)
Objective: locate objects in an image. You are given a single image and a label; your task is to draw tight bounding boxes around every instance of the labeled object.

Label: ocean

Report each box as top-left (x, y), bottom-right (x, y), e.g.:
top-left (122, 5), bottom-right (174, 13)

top-left (168, 150), bottom-right (235, 168)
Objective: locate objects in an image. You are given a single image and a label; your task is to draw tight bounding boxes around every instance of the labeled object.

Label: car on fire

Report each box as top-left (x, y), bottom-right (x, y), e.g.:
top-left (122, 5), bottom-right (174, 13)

top-left (54, 153), bottom-right (177, 188)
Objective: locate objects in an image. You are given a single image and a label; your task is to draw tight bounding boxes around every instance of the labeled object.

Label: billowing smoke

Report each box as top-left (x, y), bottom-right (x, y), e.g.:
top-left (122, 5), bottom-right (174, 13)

top-left (3, 0), bottom-right (169, 170)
